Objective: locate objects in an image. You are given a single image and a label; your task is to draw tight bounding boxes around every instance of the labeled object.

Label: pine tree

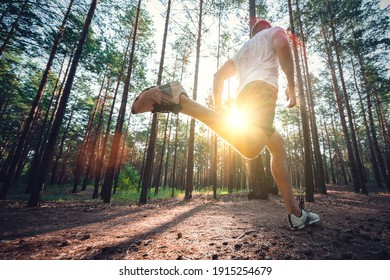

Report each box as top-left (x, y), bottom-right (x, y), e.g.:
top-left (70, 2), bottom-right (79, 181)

top-left (27, 0), bottom-right (98, 207)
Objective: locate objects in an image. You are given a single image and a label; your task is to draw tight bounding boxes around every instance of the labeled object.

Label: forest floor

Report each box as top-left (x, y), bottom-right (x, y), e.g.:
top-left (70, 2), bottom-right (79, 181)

top-left (0, 185), bottom-right (390, 260)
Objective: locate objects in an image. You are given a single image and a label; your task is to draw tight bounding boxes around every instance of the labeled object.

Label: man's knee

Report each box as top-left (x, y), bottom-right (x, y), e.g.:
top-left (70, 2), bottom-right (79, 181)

top-left (267, 132), bottom-right (287, 156)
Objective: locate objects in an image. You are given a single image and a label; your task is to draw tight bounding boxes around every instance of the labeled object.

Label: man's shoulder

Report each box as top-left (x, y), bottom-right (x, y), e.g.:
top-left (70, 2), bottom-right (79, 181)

top-left (269, 26), bottom-right (286, 34)
top-left (268, 26), bottom-right (288, 41)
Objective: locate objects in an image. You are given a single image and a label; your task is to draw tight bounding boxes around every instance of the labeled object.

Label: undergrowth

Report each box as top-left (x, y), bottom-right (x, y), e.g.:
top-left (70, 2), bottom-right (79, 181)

top-left (4, 182), bottom-right (253, 206)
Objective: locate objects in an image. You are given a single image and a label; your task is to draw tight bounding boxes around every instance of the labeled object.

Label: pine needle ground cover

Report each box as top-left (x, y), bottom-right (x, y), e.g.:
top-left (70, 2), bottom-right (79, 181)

top-left (1, 185), bottom-right (389, 260)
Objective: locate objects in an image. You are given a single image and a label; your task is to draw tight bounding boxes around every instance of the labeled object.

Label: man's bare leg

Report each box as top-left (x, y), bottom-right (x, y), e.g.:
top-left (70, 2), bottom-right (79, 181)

top-left (180, 95), bottom-right (301, 215)
top-left (131, 82), bottom-right (316, 226)
top-left (180, 95), bottom-right (269, 159)
top-left (266, 131), bottom-right (301, 216)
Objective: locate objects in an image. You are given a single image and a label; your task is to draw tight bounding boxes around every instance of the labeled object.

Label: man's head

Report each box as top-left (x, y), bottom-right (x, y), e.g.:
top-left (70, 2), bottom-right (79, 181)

top-left (250, 19), bottom-right (271, 37)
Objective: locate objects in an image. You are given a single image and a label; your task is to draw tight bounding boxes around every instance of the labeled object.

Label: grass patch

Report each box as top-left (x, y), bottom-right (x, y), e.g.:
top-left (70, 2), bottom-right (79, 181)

top-left (4, 182), bottom-right (254, 206)
top-left (112, 187), bottom-right (185, 205)
top-left (5, 182), bottom-right (187, 205)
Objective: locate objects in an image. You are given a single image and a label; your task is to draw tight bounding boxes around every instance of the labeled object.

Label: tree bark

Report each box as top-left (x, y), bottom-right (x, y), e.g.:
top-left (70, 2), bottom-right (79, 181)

top-left (288, 0), bottom-right (315, 202)
top-left (353, 38), bottom-right (390, 191)
top-left (102, 0), bottom-right (141, 203)
top-left (94, 30), bottom-right (133, 199)
top-left (0, 0), bottom-right (75, 199)
top-left (27, 0), bottom-right (98, 207)
top-left (185, 0), bottom-right (203, 200)
top-left (139, 0), bottom-right (172, 204)
top-left (73, 73), bottom-right (106, 193)
top-left (163, 114), bottom-right (173, 188)
top-left (83, 81), bottom-right (108, 192)
top-left (327, 5), bottom-right (367, 193)
top-left (321, 22), bottom-right (360, 192)
top-left (153, 114), bottom-right (170, 194)
top-left (350, 56), bottom-right (383, 189)
top-left (295, 0), bottom-right (326, 194)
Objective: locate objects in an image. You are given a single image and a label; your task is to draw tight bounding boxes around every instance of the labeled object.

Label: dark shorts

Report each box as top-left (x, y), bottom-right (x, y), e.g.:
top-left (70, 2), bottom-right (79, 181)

top-left (236, 80), bottom-right (277, 136)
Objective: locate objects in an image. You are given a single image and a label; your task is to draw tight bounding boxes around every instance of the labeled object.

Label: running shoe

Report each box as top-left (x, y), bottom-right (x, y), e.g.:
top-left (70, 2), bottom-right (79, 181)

top-left (288, 209), bottom-right (320, 230)
top-left (131, 81), bottom-right (188, 114)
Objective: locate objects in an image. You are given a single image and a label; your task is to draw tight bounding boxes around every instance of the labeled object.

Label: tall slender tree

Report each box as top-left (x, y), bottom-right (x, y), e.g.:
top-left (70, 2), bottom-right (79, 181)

top-left (327, 1), bottom-right (367, 194)
top-left (73, 73), bottom-right (106, 193)
top-left (139, 0), bottom-right (172, 204)
top-left (319, 6), bottom-right (362, 193)
top-left (0, 0), bottom-right (75, 199)
top-left (153, 114), bottom-right (170, 194)
top-left (101, 0), bottom-right (141, 203)
top-left (288, 0), bottom-right (315, 202)
top-left (295, 0), bottom-right (326, 194)
top-left (27, 0), bottom-right (98, 207)
top-left (92, 29), bottom-right (133, 199)
top-left (185, 0), bottom-right (203, 200)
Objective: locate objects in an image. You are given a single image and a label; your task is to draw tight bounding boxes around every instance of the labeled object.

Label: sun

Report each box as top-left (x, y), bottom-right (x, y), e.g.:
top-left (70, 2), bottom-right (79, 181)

top-left (227, 107), bottom-right (247, 128)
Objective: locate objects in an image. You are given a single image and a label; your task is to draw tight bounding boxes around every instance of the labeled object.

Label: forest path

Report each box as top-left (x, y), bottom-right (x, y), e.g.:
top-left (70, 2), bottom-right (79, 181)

top-left (1, 185), bottom-right (390, 260)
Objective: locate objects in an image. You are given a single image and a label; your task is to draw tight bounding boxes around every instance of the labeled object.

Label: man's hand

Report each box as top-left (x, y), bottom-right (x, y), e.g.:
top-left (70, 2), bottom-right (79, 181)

top-left (272, 28), bottom-right (296, 108)
top-left (285, 85), bottom-right (297, 108)
top-left (213, 59), bottom-right (236, 114)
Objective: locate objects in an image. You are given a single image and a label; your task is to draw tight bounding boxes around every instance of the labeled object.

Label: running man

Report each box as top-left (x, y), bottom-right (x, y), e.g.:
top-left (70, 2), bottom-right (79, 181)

top-left (131, 19), bottom-right (320, 230)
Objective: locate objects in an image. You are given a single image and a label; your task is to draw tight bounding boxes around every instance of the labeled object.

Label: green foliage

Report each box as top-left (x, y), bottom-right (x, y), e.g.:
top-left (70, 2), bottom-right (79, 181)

top-left (1, 0), bottom-right (389, 203)
top-left (117, 164), bottom-right (140, 191)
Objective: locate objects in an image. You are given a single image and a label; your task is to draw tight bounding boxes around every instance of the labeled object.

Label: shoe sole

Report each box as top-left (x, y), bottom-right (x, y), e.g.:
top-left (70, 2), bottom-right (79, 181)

top-left (131, 87), bottom-right (161, 114)
top-left (289, 216), bottom-right (320, 230)
top-left (132, 82), bottom-right (186, 114)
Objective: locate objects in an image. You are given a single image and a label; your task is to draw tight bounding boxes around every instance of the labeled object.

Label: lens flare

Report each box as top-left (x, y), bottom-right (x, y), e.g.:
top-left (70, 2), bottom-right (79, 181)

top-left (227, 108), bottom-right (247, 128)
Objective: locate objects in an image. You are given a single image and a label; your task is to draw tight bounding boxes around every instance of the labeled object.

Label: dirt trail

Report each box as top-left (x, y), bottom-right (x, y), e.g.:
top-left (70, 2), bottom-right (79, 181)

top-left (1, 185), bottom-right (389, 260)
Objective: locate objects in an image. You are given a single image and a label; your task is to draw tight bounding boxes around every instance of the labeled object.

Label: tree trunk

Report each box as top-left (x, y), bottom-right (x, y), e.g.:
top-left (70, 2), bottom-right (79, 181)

top-left (170, 114), bottom-right (180, 197)
top-left (329, 108), bottom-right (348, 185)
top-left (327, 5), bottom-right (367, 194)
top-left (354, 40), bottom-right (390, 191)
top-left (245, 0), bottom-right (270, 200)
top-left (288, 0), bottom-right (315, 202)
top-left (163, 114), bottom-right (173, 188)
top-left (249, 0), bottom-right (256, 30)
top-left (374, 92), bottom-right (390, 176)
top-left (322, 120), bottom-right (335, 184)
top-left (153, 114), bottom-right (170, 194)
top-left (227, 146), bottom-right (233, 194)
top-left (137, 116), bottom-right (152, 193)
top-left (73, 73), bottom-right (106, 193)
top-left (321, 23), bottom-right (359, 192)
top-left (27, 53), bottom-right (68, 191)
top-left (94, 31), bottom-right (133, 199)
top-left (374, 93), bottom-right (390, 185)
top-left (0, 0), bottom-right (75, 199)
top-left (139, 0), bottom-right (172, 204)
top-left (57, 141), bottom-right (72, 185)
top-left (247, 156), bottom-right (268, 199)
top-left (210, 0), bottom-right (224, 199)
top-left (49, 105), bottom-right (76, 185)
top-left (350, 56), bottom-right (383, 189)
top-left (27, 0), bottom-right (98, 207)
top-left (295, 0), bottom-right (326, 194)
top-left (113, 111), bottom-right (133, 195)
top-left (83, 82), bottom-right (108, 192)
top-left (102, 0), bottom-right (141, 203)
top-left (185, 0), bottom-right (203, 200)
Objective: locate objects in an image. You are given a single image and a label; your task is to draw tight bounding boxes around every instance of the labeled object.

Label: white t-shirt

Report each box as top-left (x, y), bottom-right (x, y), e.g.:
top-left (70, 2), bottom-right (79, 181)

top-left (232, 26), bottom-right (284, 94)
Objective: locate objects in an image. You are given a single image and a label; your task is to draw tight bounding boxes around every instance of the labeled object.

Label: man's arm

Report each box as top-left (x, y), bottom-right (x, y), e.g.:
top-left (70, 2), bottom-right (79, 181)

top-left (272, 29), bottom-right (296, 108)
top-left (213, 59), bottom-right (236, 112)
